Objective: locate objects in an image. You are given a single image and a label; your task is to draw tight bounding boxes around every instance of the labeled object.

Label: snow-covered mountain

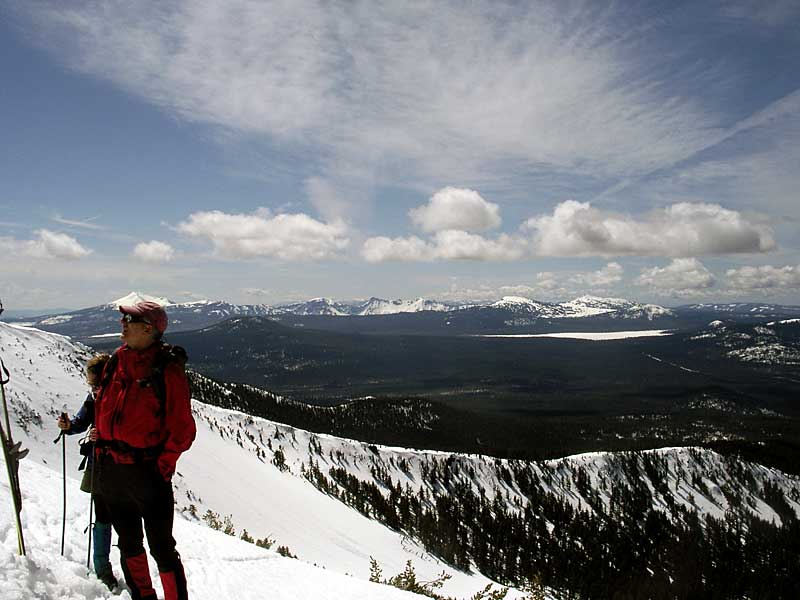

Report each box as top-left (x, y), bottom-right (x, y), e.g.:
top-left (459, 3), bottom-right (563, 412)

top-left (686, 319), bottom-right (800, 366)
top-left (561, 295), bottom-right (673, 319)
top-left (483, 295), bottom-right (673, 320)
top-left (488, 296), bottom-right (568, 317)
top-left (678, 302), bottom-right (800, 318)
top-left (2, 321), bottom-right (799, 598)
top-left (271, 297), bottom-right (352, 316)
top-left (9, 292), bottom-right (275, 338)
top-left (355, 297), bottom-right (452, 316)
top-left (272, 296), bottom-right (456, 316)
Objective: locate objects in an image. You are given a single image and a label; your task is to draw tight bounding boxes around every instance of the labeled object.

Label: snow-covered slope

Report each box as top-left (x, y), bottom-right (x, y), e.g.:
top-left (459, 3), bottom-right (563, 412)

top-left (0, 460), bottom-right (430, 600)
top-left (0, 322), bottom-right (521, 599)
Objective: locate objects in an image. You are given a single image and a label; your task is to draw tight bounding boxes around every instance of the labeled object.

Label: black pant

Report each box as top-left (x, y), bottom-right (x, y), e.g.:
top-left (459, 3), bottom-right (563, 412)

top-left (95, 459), bottom-right (182, 572)
top-left (93, 492), bottom-right (112, 524)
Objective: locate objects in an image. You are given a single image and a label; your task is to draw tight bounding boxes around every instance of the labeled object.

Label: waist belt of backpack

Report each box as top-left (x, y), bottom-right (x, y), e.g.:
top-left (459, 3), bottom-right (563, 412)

top-left (95, 439), bottom-right (162, 463)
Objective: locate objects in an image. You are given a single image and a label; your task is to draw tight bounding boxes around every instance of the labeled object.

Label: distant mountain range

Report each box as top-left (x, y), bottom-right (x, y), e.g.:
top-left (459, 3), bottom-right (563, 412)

top-left (5, 291), bottom-right (799, 340)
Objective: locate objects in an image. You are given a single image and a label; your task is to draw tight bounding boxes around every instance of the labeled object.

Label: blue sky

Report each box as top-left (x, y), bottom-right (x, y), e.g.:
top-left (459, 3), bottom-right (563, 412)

top-left (1, 0), bottom-right (799, 311)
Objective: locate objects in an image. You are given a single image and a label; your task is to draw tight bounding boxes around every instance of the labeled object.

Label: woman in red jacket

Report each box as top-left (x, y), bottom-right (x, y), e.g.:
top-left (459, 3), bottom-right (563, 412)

top-left (94, 301), bottom-right (196, 600)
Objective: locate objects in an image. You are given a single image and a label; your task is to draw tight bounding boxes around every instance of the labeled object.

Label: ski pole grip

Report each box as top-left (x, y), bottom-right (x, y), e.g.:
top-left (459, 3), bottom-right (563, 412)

top-left (54, 413), bottom-right (69, 443)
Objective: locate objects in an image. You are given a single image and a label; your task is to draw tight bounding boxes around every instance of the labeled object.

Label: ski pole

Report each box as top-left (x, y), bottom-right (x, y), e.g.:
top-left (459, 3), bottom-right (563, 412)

top-left (54, 408), bottom-right (68, 556)
top-left (86, 441), bottom-right (95, 571)
top-left (1, 355), bottom-right (27, 555)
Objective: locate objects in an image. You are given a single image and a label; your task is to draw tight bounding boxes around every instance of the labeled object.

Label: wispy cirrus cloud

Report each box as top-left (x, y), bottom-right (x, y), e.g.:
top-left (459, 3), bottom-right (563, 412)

top-left (51, 214), bottom-right (105, 231)
top-left (17, 0), bottom-right (745, 206)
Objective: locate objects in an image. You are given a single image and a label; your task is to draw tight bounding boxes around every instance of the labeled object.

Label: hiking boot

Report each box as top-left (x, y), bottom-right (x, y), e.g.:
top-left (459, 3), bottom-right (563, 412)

top-left (96, 565), bottom-right (119, 591)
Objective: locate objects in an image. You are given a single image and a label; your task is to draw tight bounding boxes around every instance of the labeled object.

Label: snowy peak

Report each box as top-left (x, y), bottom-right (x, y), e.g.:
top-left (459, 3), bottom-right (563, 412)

top-left (274, 297), bottom-right (350, 316)
top-left (356, 296), bottom-right (450, 315)
top-left (561, 296), bottom-right (673, 320)
top-left (109, 291), bottom-right (173, 307)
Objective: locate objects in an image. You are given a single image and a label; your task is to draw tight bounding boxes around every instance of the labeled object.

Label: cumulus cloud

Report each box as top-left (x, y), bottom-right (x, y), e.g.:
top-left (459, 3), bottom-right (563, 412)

top-left (636, 258), bottom-right (716, 296)
top-left (433, 230), bottom-right (524, 261)
top-left (362, 236), bottom-right (434, 263)
top-left (725, 264), bottom-right (800, 290)
top-left (571, 262), bottom-right (624, 288)
top-left (410, 187), bottom-right (501, 233)
top-left (132, 240), bottom-right (175, 263)
top-left (362, 230), bottom-right (525, 263)
top-left (0, 229), bottom-right (92, 260)
top-left (525, 201), bottom-right (775, 257)
top-left (177, 209), bottom-right (349, 261)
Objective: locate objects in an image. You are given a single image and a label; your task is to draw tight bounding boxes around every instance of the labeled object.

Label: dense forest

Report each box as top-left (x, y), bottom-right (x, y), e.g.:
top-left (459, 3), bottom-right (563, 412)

top-left (191, 374), bottom-right (800, 598)
top-left (304, 450), bottom-right (800, 599)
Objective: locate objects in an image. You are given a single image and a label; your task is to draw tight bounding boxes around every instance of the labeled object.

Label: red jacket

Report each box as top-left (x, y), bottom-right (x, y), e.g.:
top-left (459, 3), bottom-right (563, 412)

top-left (95, 343), bottom-right (196, 480)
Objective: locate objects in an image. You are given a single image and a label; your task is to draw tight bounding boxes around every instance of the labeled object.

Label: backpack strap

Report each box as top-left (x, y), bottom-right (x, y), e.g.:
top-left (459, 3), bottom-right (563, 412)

top-left (144, 343), bottom-right (188, 417)
top-left (98, 351), bottom-right (120, 394)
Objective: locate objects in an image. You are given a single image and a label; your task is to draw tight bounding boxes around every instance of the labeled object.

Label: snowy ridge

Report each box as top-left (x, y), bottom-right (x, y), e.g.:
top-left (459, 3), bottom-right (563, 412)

top-left (191, 399), bottom-right (799, 529)
top-left (684, 320), bottom-right (800, 366)
top-left (357, 297), bottom-right (451, 316)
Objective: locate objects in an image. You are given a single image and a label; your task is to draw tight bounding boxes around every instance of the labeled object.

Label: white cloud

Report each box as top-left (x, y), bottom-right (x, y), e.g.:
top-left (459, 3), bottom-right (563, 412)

top-left (636, 258), bottom-right (717, 297)
top-left (725, 264), bottom-right (800, 290)
top-left (132, 240), bottom-right (175, 263)
top-left (362, 236), bottom-right (434, 263)
top-left (571, 262), bottom-right (624, 288)
top-left (240, 288), bottom-right (272, 299)
top-left (409, 187), bottom-right (501, 233)
top-left (362, 230), bottom-right (525, 263)
top-left (525, 201), bottom-right (775, 257)
top-left (0, 229), bottom-right (92, 260)
top-left (51, 214), bottom-right (105, 230)
top-left (177, 209), bottom-right (349, 261)
top-left (432, 230), bottom-right (524, 261)
top-left (304, 177), bottom-right (355, 222)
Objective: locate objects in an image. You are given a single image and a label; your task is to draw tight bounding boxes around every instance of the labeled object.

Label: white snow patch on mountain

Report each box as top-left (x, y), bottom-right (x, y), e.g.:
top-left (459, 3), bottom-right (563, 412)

top-left (357, 297), bottom-right (451, 315)
top-left (109, 292), bottom-right (173, 308)
top-left (479, 330), bottom-right (673, 340)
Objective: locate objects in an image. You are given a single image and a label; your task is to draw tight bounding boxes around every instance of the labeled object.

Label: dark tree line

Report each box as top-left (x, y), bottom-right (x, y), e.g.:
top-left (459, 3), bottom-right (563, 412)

top-left (303, 453), bottom-right (800, 599)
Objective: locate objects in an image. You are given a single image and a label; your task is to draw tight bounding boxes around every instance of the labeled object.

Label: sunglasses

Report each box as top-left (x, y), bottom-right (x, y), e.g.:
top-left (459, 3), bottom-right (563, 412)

top-left (120, 314), bottom-right (151, 325)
